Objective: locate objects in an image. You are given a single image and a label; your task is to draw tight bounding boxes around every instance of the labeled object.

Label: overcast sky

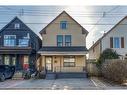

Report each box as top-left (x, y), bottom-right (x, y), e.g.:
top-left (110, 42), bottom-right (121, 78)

top-left (0, 6), bottom-right (127, 48)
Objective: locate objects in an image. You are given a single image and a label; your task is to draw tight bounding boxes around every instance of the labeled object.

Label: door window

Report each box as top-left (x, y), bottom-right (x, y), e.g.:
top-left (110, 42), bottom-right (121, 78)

top-left (46, 57), bottom-right (52, 71)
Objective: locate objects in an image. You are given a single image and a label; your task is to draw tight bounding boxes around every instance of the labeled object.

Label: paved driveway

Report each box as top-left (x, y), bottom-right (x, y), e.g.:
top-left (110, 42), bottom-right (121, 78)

top-left (0, 78), bottom-right (97, 90)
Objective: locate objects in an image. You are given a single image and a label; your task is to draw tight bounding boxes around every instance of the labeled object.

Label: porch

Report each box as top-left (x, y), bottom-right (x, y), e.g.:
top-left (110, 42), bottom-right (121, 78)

top-left (37, 55), bottom-right (87, 79)
top-left (37, 55), bottom-right (86, 72)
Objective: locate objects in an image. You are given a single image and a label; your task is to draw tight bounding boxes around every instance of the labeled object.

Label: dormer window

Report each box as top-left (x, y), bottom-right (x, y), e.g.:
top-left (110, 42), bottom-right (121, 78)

top-left (14, 23), bottom-right (20, 29)
top-left (60, 21), bottom-right (67, 29)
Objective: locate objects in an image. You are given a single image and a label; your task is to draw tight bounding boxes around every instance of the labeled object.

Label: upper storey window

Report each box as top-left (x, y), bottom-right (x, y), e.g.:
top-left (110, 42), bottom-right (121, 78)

top-left (14, 23), bottom-right (20, 29)
top-left (114, 37), bottom-right (120, 48)
top-left (18, 38), bottom-right (29, 47)
top-left (60, 21), bottom-right (67, 29)
top-left (57, 35), bottom-right (63, 46)
top-left (4, 35), bottom-right (16, 46)
top-left (65, 35), bottom-right (71, 46)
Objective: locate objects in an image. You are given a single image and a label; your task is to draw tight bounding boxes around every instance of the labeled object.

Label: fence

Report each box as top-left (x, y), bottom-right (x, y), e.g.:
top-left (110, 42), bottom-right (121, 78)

top-left (87, 63), bottom-right (101, 76)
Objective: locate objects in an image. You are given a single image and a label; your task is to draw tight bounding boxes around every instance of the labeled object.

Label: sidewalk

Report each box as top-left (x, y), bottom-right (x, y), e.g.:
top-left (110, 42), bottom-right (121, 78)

top-left (90, 77), bottom-right (127, 89)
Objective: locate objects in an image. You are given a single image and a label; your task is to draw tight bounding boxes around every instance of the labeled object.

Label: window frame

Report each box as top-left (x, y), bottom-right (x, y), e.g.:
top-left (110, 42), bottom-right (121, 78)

top-left (60, 21), bottom-right (67, 29)
top-left (4, 55), bottom-right (10, 65)
top-left (63, 56), bottom-right (75, 67)
top-left (14, 23), bottom-right (20, 29)
top-left (18, 38), bottom-right (29, 47)
top-left (57, 35), bottom-right (63, 47)
top-left (113, 37), bottom-right (121, 48)
top-left (65, 35), bottom-right (71, 46)
top-left (4, 35), bottom-right (16, 46)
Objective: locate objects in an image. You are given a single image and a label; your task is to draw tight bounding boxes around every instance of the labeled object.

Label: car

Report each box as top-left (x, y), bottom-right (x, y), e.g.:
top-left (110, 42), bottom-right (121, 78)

top-left (0, 65), bottom-right (15, 82)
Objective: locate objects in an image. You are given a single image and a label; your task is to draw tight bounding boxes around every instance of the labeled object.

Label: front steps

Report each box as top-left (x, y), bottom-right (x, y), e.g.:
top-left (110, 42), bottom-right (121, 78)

top-left (12, 71), bottom-right (23, 80)
top-left (45, 72), bottom-right (56, 79)
top-left (56, 72), bottom-right (88, 79)
top-left (45, 72), bottom-right (88, 79)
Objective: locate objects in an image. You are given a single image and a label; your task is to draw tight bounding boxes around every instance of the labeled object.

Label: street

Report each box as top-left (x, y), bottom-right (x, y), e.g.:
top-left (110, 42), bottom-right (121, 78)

top-left (0, 78), bottom-right (127, 90)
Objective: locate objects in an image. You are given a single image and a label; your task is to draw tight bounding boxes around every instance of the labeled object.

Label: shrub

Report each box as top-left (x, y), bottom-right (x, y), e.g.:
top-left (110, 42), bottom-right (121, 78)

top-left (97, 48), bottom-right (119, 65)
top-left (101, 60), bottom-right (127, 83)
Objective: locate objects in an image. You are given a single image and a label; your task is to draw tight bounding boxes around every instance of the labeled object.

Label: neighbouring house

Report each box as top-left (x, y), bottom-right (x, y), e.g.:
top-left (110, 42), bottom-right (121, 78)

top-left (0, 17), bottom-right (42, 71)
top-left (37, 11), bottom-right (88, 78)
top-left (89, 16), bottom-right (127, 60)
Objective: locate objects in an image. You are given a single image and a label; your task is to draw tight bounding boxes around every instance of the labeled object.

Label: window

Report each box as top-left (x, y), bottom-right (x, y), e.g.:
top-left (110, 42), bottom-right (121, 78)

top-left (65, 35), bottom-right (71, 46)
top-left (57, 35), bottom-right (63, 46)
top-left (64, 56), bottom-right (75, 67)
top-left (4, 56), bottom-right (10, 65)
top-left (4, 35), bottom-right (16, 46)
top-left (60, 21), bottom-right (67, 29)
top-left (18, 38), bottom-right (29, 47)
top-left (114, 37), bottom-right (120, 48)
top-left (24, 56), bottom-right (29, 64)
top-left (12, 56), bottom-right (16, 65)
top-left (14, 23), bottom-right (20, 29)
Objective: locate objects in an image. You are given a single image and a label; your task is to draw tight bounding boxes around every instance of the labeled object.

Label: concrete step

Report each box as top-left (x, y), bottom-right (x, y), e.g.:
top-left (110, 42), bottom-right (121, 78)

top-left (46, 73), bottom-right (56, 79)
top-left (56, 72), bottom-right (88, 78)
top-left (12, 71), bottom-right (23, 80)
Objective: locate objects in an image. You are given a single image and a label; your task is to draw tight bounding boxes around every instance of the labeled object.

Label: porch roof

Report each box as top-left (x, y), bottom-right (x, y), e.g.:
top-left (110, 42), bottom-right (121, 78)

top-left (0, 47), bottom-right (34, 54)
top-left (38, 46), bottom-right (88, 55)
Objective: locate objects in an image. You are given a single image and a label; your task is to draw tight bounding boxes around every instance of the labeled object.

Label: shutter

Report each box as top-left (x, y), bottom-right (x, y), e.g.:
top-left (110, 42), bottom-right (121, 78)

top-left (121, 37), bottom-right (124, 48)
top-left (110, 37), bottom-right (113, 48)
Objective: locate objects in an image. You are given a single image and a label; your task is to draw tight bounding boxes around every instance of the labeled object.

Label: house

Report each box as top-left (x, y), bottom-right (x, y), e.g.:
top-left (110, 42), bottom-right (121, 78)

top-left (0, 17), bottom-right (42, 71)
top-left (37, 11), bottom-right (88, 78)
top-left (89, 16), bottom-right (127, 60)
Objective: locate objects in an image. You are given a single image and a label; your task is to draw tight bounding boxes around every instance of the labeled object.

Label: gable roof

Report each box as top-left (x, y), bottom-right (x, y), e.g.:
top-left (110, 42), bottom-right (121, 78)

top-left (89, 16), bottom-right (127, 50)
top-left (0, 16), bottom-right (41, 41)
top-left (39, 11), bottom-right (89, 35)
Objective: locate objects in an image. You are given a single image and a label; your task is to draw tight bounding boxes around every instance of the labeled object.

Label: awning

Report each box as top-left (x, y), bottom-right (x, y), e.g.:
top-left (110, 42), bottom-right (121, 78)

top-left (38, 46), bottom-right (88, 55)
top-left (0, 47), bottom-right (33, 54)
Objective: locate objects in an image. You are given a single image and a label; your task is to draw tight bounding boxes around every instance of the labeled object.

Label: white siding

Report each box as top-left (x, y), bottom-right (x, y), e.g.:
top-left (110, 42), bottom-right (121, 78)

top-left (101, 18), bottom-right (127, 56)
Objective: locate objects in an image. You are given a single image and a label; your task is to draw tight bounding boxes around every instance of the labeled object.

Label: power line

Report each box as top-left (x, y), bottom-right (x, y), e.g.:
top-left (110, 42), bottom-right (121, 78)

top-left (89, 6), bottom-right (120, 32)
top-left (1, 6), bottom-right (127, 16)
top-left (0, 22), bottom-right (126, 25)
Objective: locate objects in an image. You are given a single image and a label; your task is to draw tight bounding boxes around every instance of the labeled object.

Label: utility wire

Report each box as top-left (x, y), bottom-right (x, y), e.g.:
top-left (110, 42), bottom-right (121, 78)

top-left (89, 6), bottom-right (120, 32)
top-left (0, 22), bottom-right (126, 25)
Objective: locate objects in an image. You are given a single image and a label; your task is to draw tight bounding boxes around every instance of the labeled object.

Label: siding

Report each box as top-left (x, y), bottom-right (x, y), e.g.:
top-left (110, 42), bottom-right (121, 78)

top-left (101, 18), bottom-right (127, 56)
top-left (41, 12), bottom-right (86, 47)
top-left (89, 42), bottom-right (101, 59)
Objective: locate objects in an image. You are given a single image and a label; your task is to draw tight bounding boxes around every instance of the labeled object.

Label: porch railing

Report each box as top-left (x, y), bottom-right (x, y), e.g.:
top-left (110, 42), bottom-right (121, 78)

top-left (54, 66), bottom-right (86, 73)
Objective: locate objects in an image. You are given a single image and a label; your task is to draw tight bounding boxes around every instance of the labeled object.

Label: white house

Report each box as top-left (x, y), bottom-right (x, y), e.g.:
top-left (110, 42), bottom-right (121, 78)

top-left (89, 16), bottom-right (127, 60)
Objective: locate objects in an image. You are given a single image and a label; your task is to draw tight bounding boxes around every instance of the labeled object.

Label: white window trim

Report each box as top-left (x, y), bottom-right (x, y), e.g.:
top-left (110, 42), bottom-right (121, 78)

top-left (4, 35), bottom-right (16, 46)
top-left (14, 23), bottom-right (20, 29)
top-left (4, 35), bottom-right (16, 39)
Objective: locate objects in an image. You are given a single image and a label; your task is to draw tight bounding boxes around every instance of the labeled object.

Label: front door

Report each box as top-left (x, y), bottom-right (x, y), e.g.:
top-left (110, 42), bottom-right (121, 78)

top-left (45, 56), bottom-right (52, 72)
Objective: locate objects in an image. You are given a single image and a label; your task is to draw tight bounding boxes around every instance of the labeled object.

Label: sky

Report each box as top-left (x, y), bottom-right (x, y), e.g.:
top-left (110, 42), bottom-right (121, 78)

top-left (0, 6), bottom-right (127, 48)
